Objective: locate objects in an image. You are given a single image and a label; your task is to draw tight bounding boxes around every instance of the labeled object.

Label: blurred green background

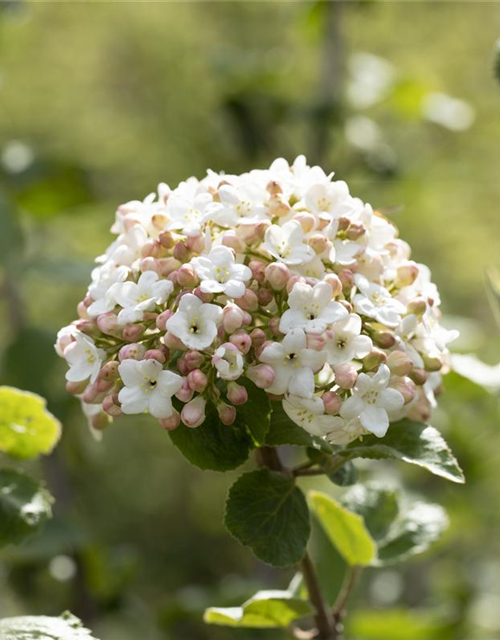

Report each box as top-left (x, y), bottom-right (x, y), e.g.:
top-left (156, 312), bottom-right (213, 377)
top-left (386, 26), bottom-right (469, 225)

top-left (0, 2), bottom-right (499, 639)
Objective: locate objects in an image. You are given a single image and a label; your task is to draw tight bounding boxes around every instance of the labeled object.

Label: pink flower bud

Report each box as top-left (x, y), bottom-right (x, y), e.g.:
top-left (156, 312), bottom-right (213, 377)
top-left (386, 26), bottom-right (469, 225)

top-left (372, 328), bottom-right (396, 349)
top-left (250, 328), bottom-right (267, 349)
top-left (176, 379), bottom-right (194, 403)
top-left (229, 331), bottom-right (252, 355)
top-left (323, 273), bottom-right (343, 298)
top-left (292, 212), bottom-right (316, 234)
top-left (157, 257), bottom-right (181, 277)
top-left (308, 233), bottom-right (329, 255)
top-left (82, 383), bottom-right (103, 404)
top-left (363, 349), bottom-right (388, 372)
top-left (405, 388), bottom-right (431, 423)
top-left (268, 198), bottom-right (290, 218)
top-left (186, 233), bottom-right (205, 254)
top-left (338, 269), bottom-right (354, 294)
top-left (156, 309), bottom-right (173, 331)
top-left (193, 286), bottom-right (213, 303)
top-left (164, 331), bottom-right (186, 350)
top-left (98, 360), bottom-right (120, 381)
top-left (140, 238), bottom-right (157, 258)
top-left (265, 262), bottom-right (290, 291)
top-left (334, 363), bottom-right (358, 389)
top-left (177, 264), bottom-right (199, 288)
top-left (257, 288), bottom-right (273, 306)
top-left (103, 393), bottom-right (123, 417)
top-left (181, 396), bottom-right (207, 428)
top-left (391, 376), bottom-right (416, 404)
top-left (77, 301), bottom-right (89, 320)
top-left (346, 222), bottom-right (365, 241)
top-left (158, 231), bottom-right (175, 249)
top-left (407, 297), bottom-right (427, 316)
top-left (144, 349), bottom-right (167, 364)
top-left (66, 380), bottom-right (88, 395)
top-left (217, 401), bottom-right (237, 426)
top-left (249, 260), bottom-right (266, 283)
top-left (140, 257), bottom-right (161, 274)
top-left (118, 343), bottom-right (146, 361)
top-left (396, 262), bottom-right (419, 288)
top-left (176, 356), bottom-right (189, 375)
top-left (173, 241), bottom-right (189, 262)
top-left (184, 350), bottom-right (204, 371)
top-left (221, 230), bottom-right (246, 253)
top-left (247, 364), bottom-right (275, 389)
top-left (236, 289), bottom-right (259, 312)
top-left (97, 312), bottom-right (121, 337)
top-left (75, 319), bottom-right (98, 337)
top-left (227, 382), bottom-right (248, 405)
top-left (222, 303), bottom-right (245, 334)
top-left (123, 324), bottom-right (144, 342)
top-left (269, 317), bottom-right (282, 337)
top-left (160, 410), bottom-right (181, 430)
top-left (187, 369), bottom-right (208, 393)
top-left (387, 350), bottom-right (413, 376)
top-left (322, 391), bottom-right (342, 415)
top-left (266, 180), bottom-right (283, 196)
top-left (307, 333), bottom-right (326, 350)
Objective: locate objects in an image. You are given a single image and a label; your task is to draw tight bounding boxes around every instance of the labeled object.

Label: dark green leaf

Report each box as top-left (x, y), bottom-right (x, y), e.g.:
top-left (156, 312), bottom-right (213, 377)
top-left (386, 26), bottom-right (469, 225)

top-left (341, 420), bottom-right (465, 483)
top-left (238, 379), bottom-right (271, 445)
top-left (0, 386), bottom-right (61, 459)
top-left (169, 401), bottom-right (252, 471)
top-left (328, 460), bottom-right (358, 487)
top-left (308, 491), bottom-right (377, 567)
top-left (0, 611), bottom-right (100, 639)
top-left (0, 469), bottom-right (53, 547)
top-left (265, 404), bottom-right (332, 452)
top-left (225, 468), bottom-right (310, 567)
top-left (204, 590), bottom-right (312, 628)
top-left (342, 483), bottom-right (399, 542)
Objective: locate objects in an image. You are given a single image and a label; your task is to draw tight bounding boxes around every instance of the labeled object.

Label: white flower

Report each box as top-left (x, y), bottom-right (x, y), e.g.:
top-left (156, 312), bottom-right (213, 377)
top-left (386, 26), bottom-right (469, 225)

top-left (166, 184), bottom-right (217, 236)
top-left (325, 219), bottom-right (362, 266)
top-left (166, 293), bottom-right (223, 350)
top-left (305, 180), bottom-right (352, 219)
top-left (280, 281), bottom-right (347, 334)
top-left (263, 220), bottom-right (315, 265)
top-left (325, 416), bottom-right (366, 446)
top-left (87, 262), bottom-right (129, 317)
top-left (259, 329), bottom-right (326, 397)
top-left (212, 343), bottom-right (244, 381)
top-left (283, 394), bottom-right (343, 437)
top-left (113, 271), bottom-right (173, 325)
top-left (118, 359), bottom-right (183, 419)
top-left (64, 333), bottom-right (105, 383)
top-left (211, 181), bottom-right (268, 226)
top-left (325, 314), bottom-right (373, 366)
top-left (340, 364), bottom-right (404, 437)
top-left (190, 246), bottom-right (251, 299)
top-left (353, 274), bottom-right (406, 328)
top-left (99, 223), bottom-right (148, 267)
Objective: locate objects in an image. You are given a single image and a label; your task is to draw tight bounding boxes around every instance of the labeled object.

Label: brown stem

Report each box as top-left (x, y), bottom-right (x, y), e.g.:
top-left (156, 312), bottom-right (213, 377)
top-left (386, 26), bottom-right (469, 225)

top-left (332, 565), bottom-right (361, 637)
top-left (300, 552), bottom-right (335, 640)
top-left (293, 455), bottom-right (347, 478)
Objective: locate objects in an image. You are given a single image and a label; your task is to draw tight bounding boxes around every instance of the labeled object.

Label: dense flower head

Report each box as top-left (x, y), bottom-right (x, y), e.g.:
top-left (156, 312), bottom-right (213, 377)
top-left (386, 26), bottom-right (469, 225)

top-left (56, 156), bottom-right (457, 442)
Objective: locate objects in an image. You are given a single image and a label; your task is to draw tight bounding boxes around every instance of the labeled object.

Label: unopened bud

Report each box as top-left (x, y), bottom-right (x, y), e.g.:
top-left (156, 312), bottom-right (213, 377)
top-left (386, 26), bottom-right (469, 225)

top-left (323, 273), bottom-right (343, 298)
top-left (156, 309), bottom-right (173, 331)
top-left (334, 363), bottom-right (358, 389)
top-left (173, 241), bottom-right (189, 262)
top-left (410, 367), bottom-right (429, 385)
top-left (184, 350), bottom-right (204, 371)
top-left (265, 262), bottom-right (290, 291)
top-left (250, 328), bottom-right (267, 349)
top-left (140, 257), bottom-right (160, 274)
top-left (119, 343), bottom-right (146, 361)
top-left (363, 348), bottom-right (387, 372)
top-left (97, 312), bottom-right (121, 337)
top-left (221, 230), bottom-right (246, 253)
top-left (286, 275), bottom-right (306, 294)
top-left (77, 302), bottom-right (89, 320)
top-left (422, 353), bottom-right (443, 372)
top-left (269, 317), bottom-right (282, 337)
top-left (158, 231), bottom-right (175, 249)
top-left (91, 411), bottom-right (112, 431)
top-left (176, 379), bottom-right (194, 403)
top-left (193, 286), bottom-right (213, 303)
top-left (229, 331), bottom-right (252, 354)
top-left (308, 233), bottom-right (329, 255)
top-left (98, 360), bottom-right (120, 381)
top-left (257, 288), bottom-right (273, 306)
top-left (247, 364), bottom-right (275, 389)
top-left (323, 391), bottom-right (342, 415)
top-left (249, 260), bottom-right (266, 283)
top-left (266, 180), bottom-right (282, 196)
top-left (186, 234), bottom-right (205, 254)
top-left (160, 410), bottom-right (181, 430)
top-left (103, 393), bottom-right (122, 417)
top-left (66, 380), bottom-right (88, 395)
top-left (187, 369), bottom-right (208, 393)
top-left (307, 333), bottom-right (325, 350)
top-left (223, 303), bottom-right (245, 334)
top-left (177, 264), bottom-right (199, 288)
top-left (181, 396), bottom-right (207, 428)
top-left (407, 297), bottom-right (427, 316)
top-left (144, 349), bottom-right (167, 364)
top-left (236, 289), bottom-right (259, 312)
top-left (227, 382), bottom-right (248, 405)
top-left (123, 324), bottom-right (144, 342)
top-left (387, 350), bottom-right (413, 376)
top-left (391, 377), bottom-right (416, 404)
top-left (217, 401), bottom-right (236, 426)
top-left (338, 269), bottom-right (354, 294)
top-left (157, 257), bottom-right (181, 277)
top-left (293, 212), bottom-right (315, 234)
top-left (346, 222), bottom-right (365, 241)
top-left (406, 388), bottom-right (431, 423)
top-left (164, 331), bottom-right (186, 350)
top-left (396, 262), bottom-right (419, 288)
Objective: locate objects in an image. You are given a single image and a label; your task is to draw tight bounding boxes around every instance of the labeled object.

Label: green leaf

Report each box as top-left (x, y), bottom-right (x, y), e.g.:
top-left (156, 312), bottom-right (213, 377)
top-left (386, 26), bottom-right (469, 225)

top-left (169, 401), bottom-right (252, 471)
top-left (347, 608), bottom-right (448, 640)
top-left (308, 491), bottom-right (376, 567)
top-left (376, 502), bottom-right (448, 565)
top-left (204, 590), bottom-right (312, 628)
top-left (342, 483), bottom-right (399, 542)
top-left (339, 483), bottom-right (448, 566)
top-left (238, 379), bottom-right (271, 445)
top-left (0, 611), bottom-right (100, 639)
top-left (341, 420), bottom-right (465, 484)
top-left (0, 469), bottom-right (53, 547)
top-left (495, 39), bottom-right (500, 86)
top-left (265, 404), bottom-right (332, 452)
top-left (0, 387), bottom-right (61, 459)
top-left (225, 468), bottom-right (310, 567)
top-left (328, 460), bottom-right (358, 487)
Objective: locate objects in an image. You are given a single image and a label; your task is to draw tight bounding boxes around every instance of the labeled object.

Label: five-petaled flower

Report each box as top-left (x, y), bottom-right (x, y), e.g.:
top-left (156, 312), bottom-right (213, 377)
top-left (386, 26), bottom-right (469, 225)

top-left (166, 293), bottom-right (223, 350)
top-left (191, 246), bottom-right (252, 299)
top-left (280, 281), bottom-right (348, 334)
top-left (64, 333), bottom-right (105, 383)
top-left (113, 271), bottom-right (173, 325)
top-left (263, 220), bottom-right (316, 265)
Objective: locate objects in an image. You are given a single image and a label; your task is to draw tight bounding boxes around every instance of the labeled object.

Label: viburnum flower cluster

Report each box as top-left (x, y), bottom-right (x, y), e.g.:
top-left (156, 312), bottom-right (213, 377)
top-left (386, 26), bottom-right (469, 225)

top-left (56, 156), bottom-right (457, 444)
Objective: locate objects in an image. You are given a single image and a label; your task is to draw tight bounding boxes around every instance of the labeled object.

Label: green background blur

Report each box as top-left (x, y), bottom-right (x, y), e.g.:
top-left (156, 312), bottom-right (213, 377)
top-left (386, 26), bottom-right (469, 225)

top-left (0, 2), bottom-right (499, 639)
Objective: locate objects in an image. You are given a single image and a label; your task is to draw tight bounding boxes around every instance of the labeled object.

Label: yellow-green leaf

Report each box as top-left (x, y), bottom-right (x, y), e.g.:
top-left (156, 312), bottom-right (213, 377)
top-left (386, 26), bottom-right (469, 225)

top-left (308, 490), bottom-right (376, 567)
top-left (0, 387), bottom-right (61, 459)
